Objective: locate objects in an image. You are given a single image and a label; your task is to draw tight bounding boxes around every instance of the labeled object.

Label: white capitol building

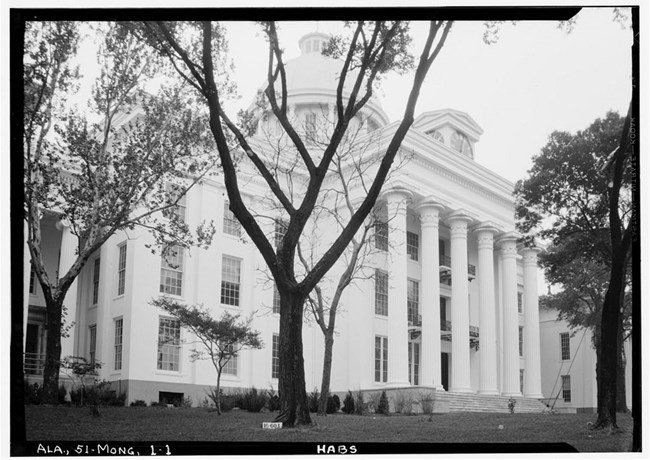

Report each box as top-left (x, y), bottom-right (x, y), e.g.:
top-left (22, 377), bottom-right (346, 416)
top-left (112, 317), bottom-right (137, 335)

top-left (26, 32), bottom-right (609, 412)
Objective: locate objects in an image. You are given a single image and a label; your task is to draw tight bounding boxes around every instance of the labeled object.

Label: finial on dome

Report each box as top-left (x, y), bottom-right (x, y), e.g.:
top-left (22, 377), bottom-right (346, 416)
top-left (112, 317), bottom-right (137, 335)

top-left (298, 32), bottom-right (331, 56)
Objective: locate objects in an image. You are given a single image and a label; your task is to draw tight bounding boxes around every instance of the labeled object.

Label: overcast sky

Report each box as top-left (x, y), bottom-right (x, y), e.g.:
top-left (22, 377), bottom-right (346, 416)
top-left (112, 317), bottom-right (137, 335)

top-left (221, 8), bottom-right (632, 184)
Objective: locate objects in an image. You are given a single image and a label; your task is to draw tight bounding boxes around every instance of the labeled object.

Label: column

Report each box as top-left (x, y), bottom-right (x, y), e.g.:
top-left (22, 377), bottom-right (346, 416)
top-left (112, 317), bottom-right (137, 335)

top-left (447, 211), bottom-right (473, 393)
top-left (415, 199), bottom-right (445, 389)
top-left (475, 224), bottom-right (499, 395)
top-left (498, 233), bottom-right (521, 397)
top-left (521, 246), bottom-right (544, 398)
top-left (56, 220), bottom-right (79, 361)
top-left (383, 188), bottom-right (412, 387)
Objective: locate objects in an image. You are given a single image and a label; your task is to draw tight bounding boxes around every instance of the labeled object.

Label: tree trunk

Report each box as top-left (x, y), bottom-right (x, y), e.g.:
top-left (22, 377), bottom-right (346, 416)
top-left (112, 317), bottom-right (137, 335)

top-left (274, 291), bottom-right (311, 427)
top-left (41, 296), bottom-right (64, 404)
top-left (216, 370), bottom-right (222, 415)
top-left (317, 332), bottom-right (335, 415)
top-left (616, 318), bottom-right (628, 413)
top-left (595, 252), bottom-right (627, 428)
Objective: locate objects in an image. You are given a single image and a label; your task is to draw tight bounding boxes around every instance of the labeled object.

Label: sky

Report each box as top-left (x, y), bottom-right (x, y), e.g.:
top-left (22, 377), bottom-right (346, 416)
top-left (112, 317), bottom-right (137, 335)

top-left (219, 9), bottom-right (633, 184)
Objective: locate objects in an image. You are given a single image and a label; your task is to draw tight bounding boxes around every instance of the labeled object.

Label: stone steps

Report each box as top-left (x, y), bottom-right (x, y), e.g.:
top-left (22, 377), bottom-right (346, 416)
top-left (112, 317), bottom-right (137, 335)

top-left (437, 391), bottom-right (547, 413)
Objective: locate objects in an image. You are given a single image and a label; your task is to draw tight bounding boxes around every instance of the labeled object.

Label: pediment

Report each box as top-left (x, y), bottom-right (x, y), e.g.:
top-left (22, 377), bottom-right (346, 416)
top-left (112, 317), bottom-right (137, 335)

top-left (412, 109), bottom-right (484, 142)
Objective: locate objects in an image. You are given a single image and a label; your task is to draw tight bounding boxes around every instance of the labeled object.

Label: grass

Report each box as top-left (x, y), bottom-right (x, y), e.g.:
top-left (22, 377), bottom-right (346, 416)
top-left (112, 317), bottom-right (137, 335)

top-left (24, 406), bottom-right (633, 452)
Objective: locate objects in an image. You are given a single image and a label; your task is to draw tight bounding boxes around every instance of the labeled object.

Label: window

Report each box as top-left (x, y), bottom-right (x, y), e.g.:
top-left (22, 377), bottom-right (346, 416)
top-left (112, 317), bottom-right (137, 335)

top-left (166, 183), bottom-right (186, 221)
top-left (366, 118), bottom-right (379, 134)
top-left (519, 326), bottom-right (524, 357)
top-left (408, 342), bottom-right (420, 385)
top-left (374, 336), bottom-right (388, 383)
top-left (407, 231), bottom-right (419, 261)
top-left (274, 218), bottom-right (288, 248)
top-left (221, 256), bottom-right (241, 306)
top-left (440, 297), bottom-right (448, 330)
top-left (560, 332), bottom-right (571, 360)
top-left (160, 246), bottom-right (184, 296)
top-left (223, 201), bottom-right (242, 237)
top-left (561, 375), bottom-right (571, 402)
top-left (520, 369), bottom-right (525, 394)
top-left (272, 284), bottom-right (281, 314)
top-left (305, 112), bottom-right (317, 145)
top-left (89, 325), bottom-right (97, 364)
top-left (517, 292), bottom-right (523, 313)
top-left (451, 131), bottom-right (473, 157)
top-left (29, 265), bottom-right (36, 294)
top-left (114, 318), bottom-right (123, 371)
top-left (272, 334), bottom-right (280, 379)
top-left (374, 270), bottom-right (388, 316)
top-left (92, 258), bottom-right (100, 305)
top-left (407, 279), bottom-right (419, 325)
top-left (427, 129), bottom-right (445, 144)
top-left (117, 243), bottom-right (127, 296)
top-left (222, 344), bottom-right (237, 376)
top-left (374, 220), bottom-right (388, 251)
top-left (158, 317), bottom-right (181, 371)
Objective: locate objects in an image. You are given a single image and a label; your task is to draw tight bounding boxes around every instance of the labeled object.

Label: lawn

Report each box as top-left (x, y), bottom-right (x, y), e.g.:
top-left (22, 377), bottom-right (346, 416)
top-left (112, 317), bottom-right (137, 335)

top-left (23, 406), bottom-right (633, 454)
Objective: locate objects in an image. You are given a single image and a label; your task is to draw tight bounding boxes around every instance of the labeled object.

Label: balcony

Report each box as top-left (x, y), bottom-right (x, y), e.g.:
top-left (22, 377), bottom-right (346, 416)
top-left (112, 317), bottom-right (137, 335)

top-left (439, 258), bottom-right (477, 285)
top-left (24, 352), bottom-right (45, 375)
top-left (440, 322), bottom-right (480, 350)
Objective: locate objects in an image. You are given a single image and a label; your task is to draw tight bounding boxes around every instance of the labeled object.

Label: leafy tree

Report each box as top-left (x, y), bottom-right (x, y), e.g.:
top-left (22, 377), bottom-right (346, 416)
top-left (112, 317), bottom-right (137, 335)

top-left (24, 22), bottom-right (216, 403)
top-left (133, 19), bottom-right (453, 427)
top-left (516, 109), bottom-right (635, 428)
top-left (152, 298), bottom-right (263, 415)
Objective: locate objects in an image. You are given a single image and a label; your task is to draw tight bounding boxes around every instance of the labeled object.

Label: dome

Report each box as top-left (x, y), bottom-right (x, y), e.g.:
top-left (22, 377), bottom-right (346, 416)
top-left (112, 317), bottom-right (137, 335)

top-left (252, 32), bottom-right (389, 126)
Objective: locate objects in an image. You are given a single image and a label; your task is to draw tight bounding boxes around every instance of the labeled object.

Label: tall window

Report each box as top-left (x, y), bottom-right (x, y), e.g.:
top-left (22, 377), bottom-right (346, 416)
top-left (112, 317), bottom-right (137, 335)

top-left (222, 344), bottom-right (237, 376)
top-left (89, 325), bottom-right (97, 364)
top-left (272, 334), bottom-right (280, 379)
top-left (520, 369), bottom-right (525, 394)
top-left (117, 243), bottom-right (127, 296)
top-left (223, 201), bottom-right (242, 237)
top-left (114, 318), bottom-right (123, 371)
top-left (272, 284), bottom-right (281, 314)
top-left (374, 220), bottom-right (388, 251)
top-left (92, 258), bottom-right (100, 305)
top-left (221, 256), bottom-right (241, 306)
top-left (519, 326), bottom-right (524, 357)
top-left (29, 265), bottom-right (36, 294)
top-left (560, 332), bottom-right (571, 360)
top-left (440, 297), bottom-right (448, 330)
top-left (406, 231), bottom-right (419, 261)
top-left (166, 183), bottom-right (186, 221)
top-left (561, 375), bottom-right (571, 402)
top-left (407, 279), bottom-right (419, 325)
top-left (274, 218), bottom-right (288, 248)
top-left (158, 317), bottom-right (181, 371)
top-left (305, 112), bottom-right (317, 145)
top-left (517, 291), bottom-right (523, 313)
top-left (408, 342), bottom-right (420, 385)
top-left (160, 246), bottom-right (184, 296)
top-left (374, 269), bottom-right (388, 316)
top-left (374, 336), bottom-right (388, 383)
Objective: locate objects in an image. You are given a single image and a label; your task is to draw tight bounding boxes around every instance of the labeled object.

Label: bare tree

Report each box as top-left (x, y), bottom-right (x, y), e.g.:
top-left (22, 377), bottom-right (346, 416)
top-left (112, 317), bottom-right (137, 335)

top-left (134, 19), bottom-right (452, 427)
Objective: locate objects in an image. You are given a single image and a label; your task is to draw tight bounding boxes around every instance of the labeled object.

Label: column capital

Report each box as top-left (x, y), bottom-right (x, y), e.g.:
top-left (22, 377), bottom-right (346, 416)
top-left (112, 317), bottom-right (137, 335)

top-left (472, 221), bottom-right (500, 235)
top-left (519, 246), bottom-right (542, 266)
top-left (446, 210), bottom-right (473, 235)
top-left (55, 218), bottom-right (70, 232)
top-left (414, 199), bottom-right (445, 226)
top-left (380, 186), bottom-right (413, 206)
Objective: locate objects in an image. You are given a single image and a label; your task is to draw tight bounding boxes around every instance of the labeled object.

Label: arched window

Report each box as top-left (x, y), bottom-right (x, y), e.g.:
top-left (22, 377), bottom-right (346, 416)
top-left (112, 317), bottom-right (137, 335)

top-left (451, 131), bottom-right (472, 157)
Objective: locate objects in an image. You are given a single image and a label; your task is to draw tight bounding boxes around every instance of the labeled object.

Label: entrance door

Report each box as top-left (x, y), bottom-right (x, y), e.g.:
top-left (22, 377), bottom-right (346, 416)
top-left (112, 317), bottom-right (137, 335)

top-left (441, 352), bottom-right (449, 391)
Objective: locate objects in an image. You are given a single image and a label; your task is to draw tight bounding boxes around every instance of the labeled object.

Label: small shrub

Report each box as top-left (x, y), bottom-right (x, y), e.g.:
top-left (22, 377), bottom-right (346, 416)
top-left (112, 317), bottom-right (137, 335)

top-left (130, 400), bottom-right (147, 407)
top-left (342, 390), bottom-right (355, 414)
top-left (24, 381), bottom-right (43, 405)
top-left (220, 392), bottom-right (236, 412)
top-left (181, 395), bottom-right (193, 408)
top-left (266, 387), bottom-right (281, 412)
top-left (377, 391), bottom-right (390, 415)
top-left (508, 397), bottom-right (516, 414)
top-left (418, 390), bottom-right (436, 415)
top-left (327, 394), bottom-right (341, 414)
top-left (199, 397), bottom-right (213, 408)
top-left (241, 387), bottom-right (268, 412)
top-left (354, 390), bottom-right (365, 415)
top-left (309, 388), bottom-right (320, 413)
top-left (58, 384), bottom-right (69, 404)
top-left (366, 392), bottom-right (381, 413)
top-left (394, 391), bottom-right (414, 414)
top-left (150, 401), bottom-right (165, 407)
